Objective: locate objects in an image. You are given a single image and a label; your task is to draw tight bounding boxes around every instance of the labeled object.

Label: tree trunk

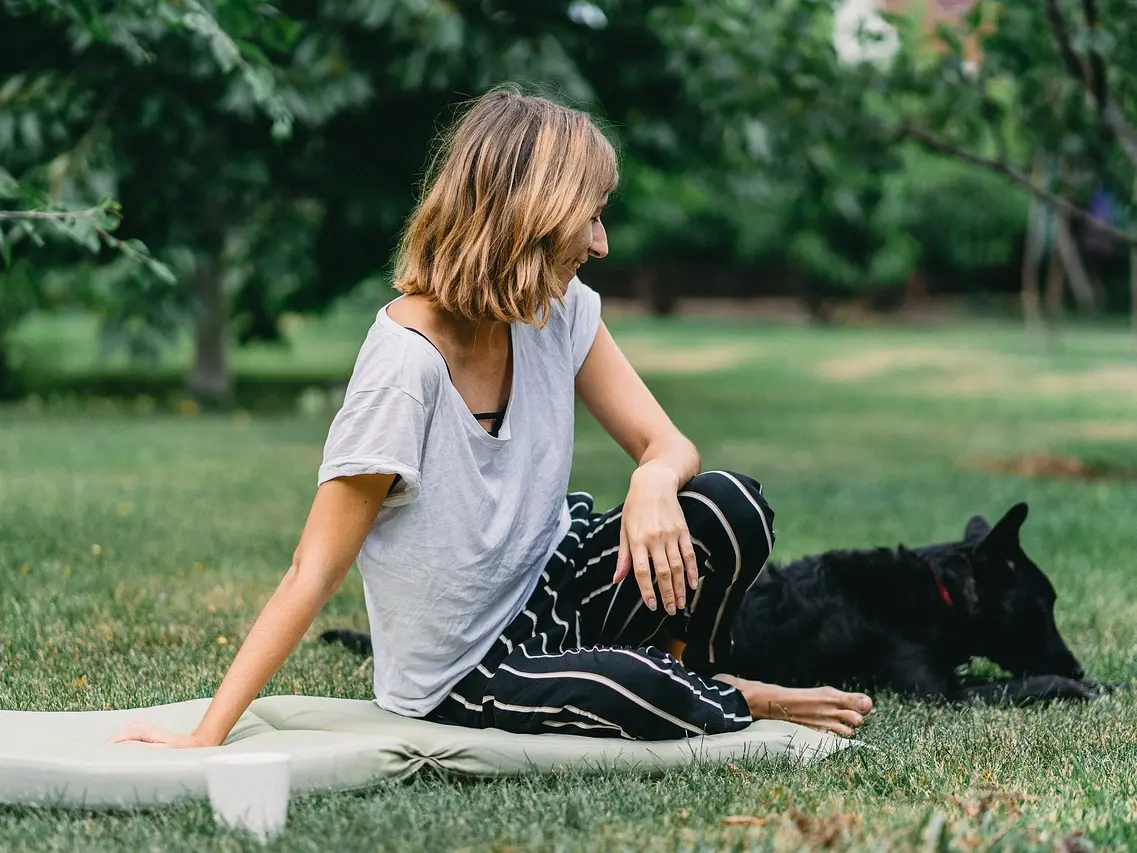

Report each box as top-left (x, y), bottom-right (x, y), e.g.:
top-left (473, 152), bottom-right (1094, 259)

top-left (633, 267), bottom-right (677, 317)
top-left (1021, 193), bottom-right (1046, 330)
top-left (186, 248), bottom-right (232, 404)
top-left (1052, 215), bottom-right (1097, 311)
top-left (1043, 242), bottom-right (1065, 318)
top-left (0, 334), bottom-right (17, 401)
top-left (1131, 178), bottom-right (1137, 341)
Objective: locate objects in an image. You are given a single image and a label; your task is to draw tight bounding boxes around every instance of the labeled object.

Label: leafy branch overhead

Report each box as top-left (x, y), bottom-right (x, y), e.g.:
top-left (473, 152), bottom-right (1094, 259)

top-left (658, 0), bottom-right (1137, 247)
top-left (0, 0), bottom-right (296, 266)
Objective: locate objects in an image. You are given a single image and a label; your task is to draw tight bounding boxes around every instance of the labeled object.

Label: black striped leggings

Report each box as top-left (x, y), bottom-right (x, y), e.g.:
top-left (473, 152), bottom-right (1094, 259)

top-left (427, 470), bottom-right (775, 740)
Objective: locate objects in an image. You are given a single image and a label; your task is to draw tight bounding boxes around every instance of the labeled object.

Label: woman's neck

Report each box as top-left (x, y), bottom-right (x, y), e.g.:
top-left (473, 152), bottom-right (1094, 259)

top-left (399, 295), bottom-right (509, 357)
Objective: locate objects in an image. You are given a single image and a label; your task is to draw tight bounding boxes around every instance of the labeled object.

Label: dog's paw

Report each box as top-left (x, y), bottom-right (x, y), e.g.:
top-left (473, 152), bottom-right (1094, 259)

top-left (1045, 676), bottom-right (1101, 702)
top-left (319, 629), bottom-right (373, 656)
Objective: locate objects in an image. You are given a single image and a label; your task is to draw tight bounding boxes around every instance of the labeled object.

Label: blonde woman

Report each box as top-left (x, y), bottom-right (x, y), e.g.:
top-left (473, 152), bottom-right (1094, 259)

top-left (111, 87), bottom-right (871, 747)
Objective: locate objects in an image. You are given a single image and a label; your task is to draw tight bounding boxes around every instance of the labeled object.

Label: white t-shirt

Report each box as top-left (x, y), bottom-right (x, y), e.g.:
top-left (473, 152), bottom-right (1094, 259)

top-left (318, 277), bottom-right (602, 716)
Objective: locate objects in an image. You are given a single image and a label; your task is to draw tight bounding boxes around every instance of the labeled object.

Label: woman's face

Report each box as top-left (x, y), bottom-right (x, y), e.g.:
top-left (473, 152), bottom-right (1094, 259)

top-left (558, 196), bottom-right (609, 288)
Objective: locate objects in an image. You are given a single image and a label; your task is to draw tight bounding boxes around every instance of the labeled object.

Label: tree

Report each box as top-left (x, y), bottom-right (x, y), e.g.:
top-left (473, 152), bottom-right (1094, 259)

top-left (644, 0), bottom-right (1137, 326)
top-left (0, 0), bottom-right (301, 399)
top-left (642, 0), bottom-right (919, 315)
top-left (0, 0), bottom-right (629, 400)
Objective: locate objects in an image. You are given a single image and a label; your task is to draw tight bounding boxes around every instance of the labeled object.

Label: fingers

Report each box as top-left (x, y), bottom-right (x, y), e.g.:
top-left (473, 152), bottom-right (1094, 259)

top-left (622, 528), bottom-right (696, 615)
top-left (661, 541), bottom-right (687, 613)
top-left (631, 545), bottom-right (657, 611)
top-left (678, 530), bottom-right (698, 590)
top-left (107, 720), bottom-right (148, 744)
top-left (613, 523), bottom-right (631, 584)
top-left (652, 542), bottom-right (677, 615)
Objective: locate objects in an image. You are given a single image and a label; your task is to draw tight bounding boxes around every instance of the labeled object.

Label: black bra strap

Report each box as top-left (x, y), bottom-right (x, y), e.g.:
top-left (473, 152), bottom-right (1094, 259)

top-left (405, 326), bottom-right (507, 437)
top-left (405, 327), bottom-right (452, 381)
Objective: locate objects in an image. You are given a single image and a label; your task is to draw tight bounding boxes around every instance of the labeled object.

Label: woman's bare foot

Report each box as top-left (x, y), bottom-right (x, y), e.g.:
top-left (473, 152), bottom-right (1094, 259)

top-left (714, 674), bottom-right (872, 738)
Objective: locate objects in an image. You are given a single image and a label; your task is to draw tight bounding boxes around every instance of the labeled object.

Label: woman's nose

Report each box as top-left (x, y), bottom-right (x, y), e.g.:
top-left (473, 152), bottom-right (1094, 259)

top-left (589, 220), bottom-right (608, 259)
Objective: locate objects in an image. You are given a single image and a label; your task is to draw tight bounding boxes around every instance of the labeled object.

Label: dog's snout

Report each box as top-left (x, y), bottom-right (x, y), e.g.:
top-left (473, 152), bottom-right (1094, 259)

top-left (1071, 663), bottom-right (1086, 680)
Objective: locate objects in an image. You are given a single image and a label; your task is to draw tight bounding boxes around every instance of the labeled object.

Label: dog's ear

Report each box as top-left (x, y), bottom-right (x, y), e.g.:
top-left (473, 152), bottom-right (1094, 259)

top-left (969, 503), bottom-right (1028, 550)
top-left (986, 502), bottom-right (1028, 548)
top-left (964, 514), bottom-right (992, 543)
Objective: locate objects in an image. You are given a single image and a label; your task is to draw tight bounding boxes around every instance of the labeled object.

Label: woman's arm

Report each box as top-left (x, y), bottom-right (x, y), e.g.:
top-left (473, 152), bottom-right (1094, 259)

top-left (575, 320), bottom-right (701, 615)
top-left (109, 473), bottom-right (395, 748)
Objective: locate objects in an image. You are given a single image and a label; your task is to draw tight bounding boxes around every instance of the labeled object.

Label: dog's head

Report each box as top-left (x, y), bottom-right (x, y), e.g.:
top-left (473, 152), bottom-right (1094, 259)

top-left (921, 503), bottom-right (1085, 679)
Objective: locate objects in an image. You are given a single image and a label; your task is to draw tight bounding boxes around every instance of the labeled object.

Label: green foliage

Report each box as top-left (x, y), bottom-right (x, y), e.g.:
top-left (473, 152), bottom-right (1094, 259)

top-left (4, 0), bottom-right (1137, 397)
top-left (640, 0), bottom-right (1137, 307)
top-left (895, 148), bottom-right (1030, 272)
top-left (0, 0), bottom-right (308, 394)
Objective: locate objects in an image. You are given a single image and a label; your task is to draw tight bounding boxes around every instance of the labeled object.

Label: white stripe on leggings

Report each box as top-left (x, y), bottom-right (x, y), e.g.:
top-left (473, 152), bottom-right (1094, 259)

top-left (516, 644), bottom-right (749, 722)
top-left (497, 663), bottom-right (705, 736)
top-left (491, 698), bottom-right (633, 740)
top-left (576, 545), bottom-right (620, 579)
top-left (715, 470), bottom-right (774, 557)
top-left (584, 511), bottom-right (622, 542)
top-left (541, 570), bottom-right (573, 642)
top-left (676, 488), bottom-right (741, 666)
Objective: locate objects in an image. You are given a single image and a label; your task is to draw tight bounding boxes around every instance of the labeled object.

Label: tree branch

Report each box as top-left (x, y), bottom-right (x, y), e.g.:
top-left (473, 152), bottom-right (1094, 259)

top-left (0, 206), bottom-right (106, 221)
top-left (901, 125), bottom-right (1135, 246)
top-left (1044, 0), bottom-right (1087, 84)
top-left (1081, 0), bottom-right (1108, 111)
top-left (1044, 0), bottom-right (1137, 168)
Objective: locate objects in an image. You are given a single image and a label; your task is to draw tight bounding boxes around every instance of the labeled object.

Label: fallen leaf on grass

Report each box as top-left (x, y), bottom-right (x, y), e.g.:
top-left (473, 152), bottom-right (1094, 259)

top-left (721, 816), bottom-right (766, 827)
top-left (1057, 833), bottom-right (1092, 853)
top-left (790, 811), bottom-right (862, 848)
top-left (216, 636), bottom-right (228, 645)
top-left (949, 789), bottom-right (1039, 819)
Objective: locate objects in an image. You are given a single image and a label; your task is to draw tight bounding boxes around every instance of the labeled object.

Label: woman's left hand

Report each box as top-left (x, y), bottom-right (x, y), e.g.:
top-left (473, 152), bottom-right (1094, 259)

top-left (613, 462), bottom-right (698, 614)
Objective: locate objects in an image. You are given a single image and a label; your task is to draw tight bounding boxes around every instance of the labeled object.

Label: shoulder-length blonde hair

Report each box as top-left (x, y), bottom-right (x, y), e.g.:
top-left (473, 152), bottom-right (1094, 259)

top-left (392, 86), bottom-right (618, 327)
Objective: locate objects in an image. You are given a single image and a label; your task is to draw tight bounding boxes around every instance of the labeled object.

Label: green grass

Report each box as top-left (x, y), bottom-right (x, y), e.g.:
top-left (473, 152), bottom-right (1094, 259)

top-left (3, 313), bottom-right (1137, 851)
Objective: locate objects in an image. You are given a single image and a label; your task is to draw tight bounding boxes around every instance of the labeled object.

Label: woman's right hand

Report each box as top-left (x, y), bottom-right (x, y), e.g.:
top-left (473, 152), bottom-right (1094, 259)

top-left (107, 721), bottom-right (219, 749)
top-left (105, 473), bottom-right (394, 752)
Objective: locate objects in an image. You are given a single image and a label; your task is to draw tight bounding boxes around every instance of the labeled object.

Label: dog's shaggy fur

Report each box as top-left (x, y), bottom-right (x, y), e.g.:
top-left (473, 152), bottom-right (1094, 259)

top-left (729, 503), bottom-right (1108, 705)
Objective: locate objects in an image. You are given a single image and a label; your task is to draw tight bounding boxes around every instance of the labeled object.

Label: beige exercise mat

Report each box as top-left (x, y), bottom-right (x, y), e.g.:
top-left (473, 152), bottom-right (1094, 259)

top-left (0, 695), bottom-right (856, 810)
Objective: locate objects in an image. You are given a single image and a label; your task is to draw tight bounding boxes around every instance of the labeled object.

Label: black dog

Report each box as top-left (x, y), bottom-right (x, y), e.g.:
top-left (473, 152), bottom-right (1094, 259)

top-left (322, 502), bottom-right (1111, 706)
top-left (729, 503), bottom-right (1108, 705)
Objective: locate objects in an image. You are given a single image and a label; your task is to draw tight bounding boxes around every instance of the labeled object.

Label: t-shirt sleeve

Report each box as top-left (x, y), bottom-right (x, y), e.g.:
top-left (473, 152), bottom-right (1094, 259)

top-left (567, 276), bottom-right (602, 374)
top-left (317, 385), bottom-right (427, 506)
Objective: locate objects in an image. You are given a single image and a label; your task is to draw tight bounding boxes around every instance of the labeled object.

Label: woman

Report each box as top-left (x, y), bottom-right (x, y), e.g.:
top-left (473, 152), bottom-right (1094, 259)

top-left (112, 87), bottom-right (871, 747)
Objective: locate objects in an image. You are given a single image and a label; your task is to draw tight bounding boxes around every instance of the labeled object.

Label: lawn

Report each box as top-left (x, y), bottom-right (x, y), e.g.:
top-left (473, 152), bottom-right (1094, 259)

top-left (3, 311), bottom-right (1137, 851)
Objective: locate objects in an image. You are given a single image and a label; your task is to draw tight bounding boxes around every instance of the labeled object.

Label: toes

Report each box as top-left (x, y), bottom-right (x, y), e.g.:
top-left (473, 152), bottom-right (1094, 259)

top-left (836, 709), bottom-right (865, 728)
top-left (820, 687), bottom-right (873, 715)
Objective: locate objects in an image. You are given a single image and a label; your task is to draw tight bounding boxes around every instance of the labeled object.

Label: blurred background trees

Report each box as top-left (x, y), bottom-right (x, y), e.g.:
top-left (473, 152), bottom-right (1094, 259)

top-left (2, 0), bottom-right (1136, 402)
